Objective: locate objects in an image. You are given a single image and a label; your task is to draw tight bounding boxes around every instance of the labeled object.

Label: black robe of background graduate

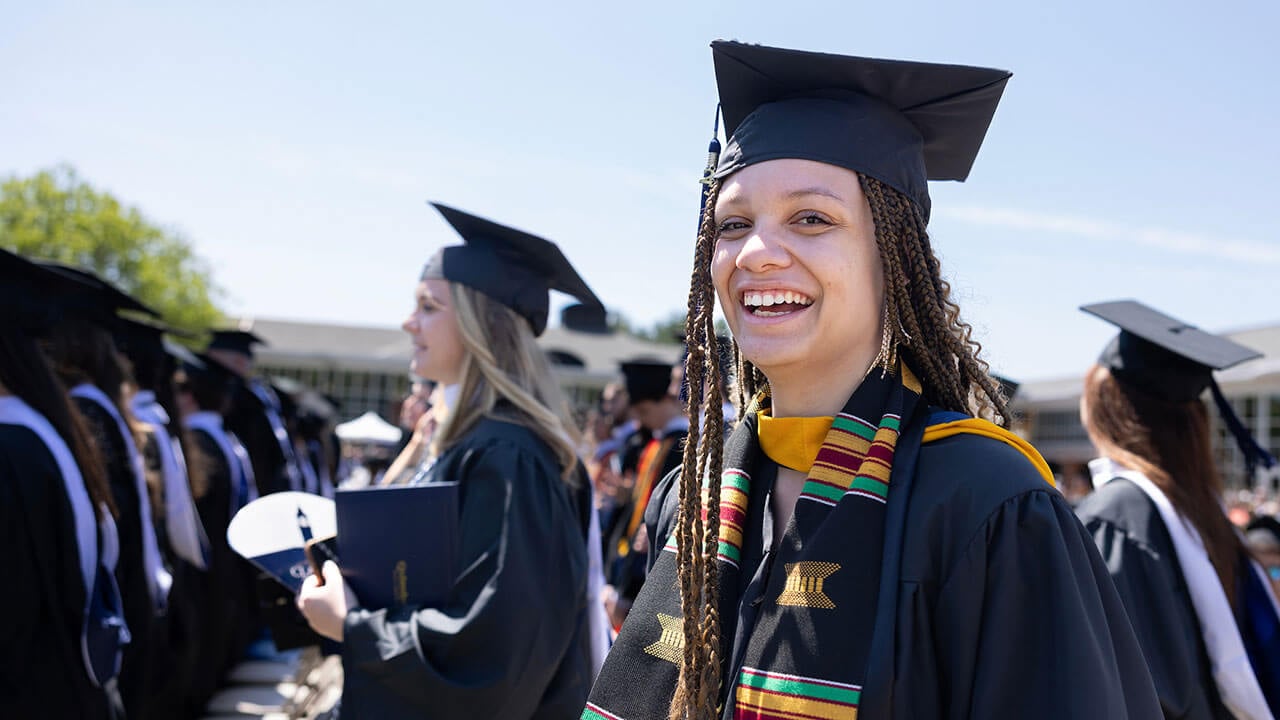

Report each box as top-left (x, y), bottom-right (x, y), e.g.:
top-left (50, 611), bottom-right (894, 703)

top-left (0, 423), bottom-right (114, 720)
top-left (73, 395), bottom-right (158, 719)
top-left (1077, 477), bottom-right (1232, 719)
top-left (341, 416), bottom-right (592, 719)
top-left (1074, 300), bottom-right (1280, 720)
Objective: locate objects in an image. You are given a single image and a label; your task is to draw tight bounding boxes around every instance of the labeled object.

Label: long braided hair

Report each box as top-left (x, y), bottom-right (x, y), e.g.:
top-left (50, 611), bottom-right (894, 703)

top-left (669, 173), bottom-right (1009, 720)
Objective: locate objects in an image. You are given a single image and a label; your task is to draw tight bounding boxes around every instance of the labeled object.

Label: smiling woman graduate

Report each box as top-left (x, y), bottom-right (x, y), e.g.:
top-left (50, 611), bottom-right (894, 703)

top-left (296, 204), bottom-right (609, 719)
top-left (583, 41), bottom-right (1161, 720)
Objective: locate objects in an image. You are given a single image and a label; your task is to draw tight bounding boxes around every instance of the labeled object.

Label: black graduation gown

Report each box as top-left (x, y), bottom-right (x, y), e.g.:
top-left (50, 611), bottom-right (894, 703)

top-left (227, 389), bottom-right (289, 497)
top-left (341, 416), bottom-right (592, 720)
top-left (0, 424), bottom-right (112, 720)
top-left (1076, 477), bottom-right (1234, 720)
top-left (629, 410), bottom-right (1161, 719)
top-left (75, 397), bottom-right (157, 720)
top-left (189, 426), bottom-right (251, 704)
top-left (140, 430), bottom-right (207, 720)
top-left (604, 426), bottom-right (687, 604)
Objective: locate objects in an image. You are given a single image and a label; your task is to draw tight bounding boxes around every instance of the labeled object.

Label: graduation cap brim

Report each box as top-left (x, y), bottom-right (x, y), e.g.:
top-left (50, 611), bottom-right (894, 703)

top-left (1082, 300), bottom-right (1262, 402)
top-left (186, 351), bottom-right (243, 384)
top-left (163, 338), bottom-right (202, 369)
top-left (621, 360), bottom-right (675, 404)
top-left (0, 249), bottom-right (102, 334)
top-left (36, 261), bottom-right (160, 321)
top-left (423, 203), bottom-right (603, 336)
top-left (712, 41), bottom-right (1011, 221)
top-left (560, 302), bottom-right (611, 334)
top-left (207, 329), bottom-right (267, 356)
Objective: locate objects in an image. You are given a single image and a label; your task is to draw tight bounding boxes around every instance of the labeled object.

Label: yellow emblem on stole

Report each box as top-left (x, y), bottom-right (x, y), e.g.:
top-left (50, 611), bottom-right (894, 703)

top-left (777, 561), bottom-right (841, 609)
top-left (643, 613), bottom-right (685, 664)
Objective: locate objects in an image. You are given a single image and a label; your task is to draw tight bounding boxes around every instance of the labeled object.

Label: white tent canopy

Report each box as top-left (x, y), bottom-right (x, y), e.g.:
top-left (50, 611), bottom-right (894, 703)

top-left (335, 411), bottom-right (403, 445)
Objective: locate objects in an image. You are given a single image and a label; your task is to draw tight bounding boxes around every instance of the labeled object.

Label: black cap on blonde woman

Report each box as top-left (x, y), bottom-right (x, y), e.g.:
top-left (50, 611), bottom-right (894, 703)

top-left (422, 203), bottom-right (605, 337)
top-left (711, 40), bottom-right (1012, 221)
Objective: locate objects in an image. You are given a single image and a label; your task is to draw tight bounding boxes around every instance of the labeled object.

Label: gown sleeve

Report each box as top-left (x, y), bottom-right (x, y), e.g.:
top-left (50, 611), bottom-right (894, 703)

top-left (928, 489), bottom-right (1163, 719)
top-left (340, 437), bottom-right (588, 718)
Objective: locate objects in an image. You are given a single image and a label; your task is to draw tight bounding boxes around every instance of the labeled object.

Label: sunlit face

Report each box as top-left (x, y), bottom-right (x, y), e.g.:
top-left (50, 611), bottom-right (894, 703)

top-left (711, 159), bottom-right (885, 380)
top-left (402, 278), bottom-right (466, 385)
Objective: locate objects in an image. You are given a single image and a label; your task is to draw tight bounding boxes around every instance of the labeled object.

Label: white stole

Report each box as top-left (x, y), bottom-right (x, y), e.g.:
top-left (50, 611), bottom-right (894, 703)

top-left (71, 383), bottom-right (171, 611)
top-left (131, 391), bottom-right (209, 570)
top-left (186, 411), bottom-right (258, 516)
top-left (0, 395), bottom-right (123, 685)
top-left (1091, 457), bottom-right (1279, 720)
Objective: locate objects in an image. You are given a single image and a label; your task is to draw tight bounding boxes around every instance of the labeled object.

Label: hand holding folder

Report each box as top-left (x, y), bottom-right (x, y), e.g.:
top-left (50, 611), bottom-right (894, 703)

top-left (230, 483), bottom-right (459, 610)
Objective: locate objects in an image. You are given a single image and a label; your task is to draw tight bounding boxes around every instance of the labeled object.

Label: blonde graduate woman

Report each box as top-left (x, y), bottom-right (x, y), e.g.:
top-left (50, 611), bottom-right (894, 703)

top-left (297, 204), bottom-right (608, 719)
top-left (583, 42), bottom-right (1161, 720)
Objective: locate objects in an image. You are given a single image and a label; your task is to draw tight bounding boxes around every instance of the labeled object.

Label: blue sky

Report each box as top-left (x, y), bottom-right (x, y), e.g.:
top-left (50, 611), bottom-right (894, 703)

top-left (3, 0), bottom-right (1277, 381)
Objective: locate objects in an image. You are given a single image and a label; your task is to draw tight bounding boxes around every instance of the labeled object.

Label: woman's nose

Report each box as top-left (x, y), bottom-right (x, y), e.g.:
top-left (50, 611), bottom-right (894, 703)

top-left (736, 225), bottom-right (790, 272)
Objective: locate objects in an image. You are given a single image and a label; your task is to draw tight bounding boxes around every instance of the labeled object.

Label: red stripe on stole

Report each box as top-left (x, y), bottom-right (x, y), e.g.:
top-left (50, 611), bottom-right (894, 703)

top-left (865, 442), bottom-right (895, 464)
top-left (720, 505), bottom-right (747, 529)
top-left (814, 443), bottom-right (866, 466)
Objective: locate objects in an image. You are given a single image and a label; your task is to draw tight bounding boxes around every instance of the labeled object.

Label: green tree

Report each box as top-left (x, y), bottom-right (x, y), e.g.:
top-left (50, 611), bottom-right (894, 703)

top-left (0, 165), bottom-right (222, 333)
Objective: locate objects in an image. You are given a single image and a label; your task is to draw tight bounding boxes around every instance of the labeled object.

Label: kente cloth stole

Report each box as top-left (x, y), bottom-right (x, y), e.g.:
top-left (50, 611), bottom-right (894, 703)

top-left (624, 436), bottom-right (675, 542)
top-left (583, 364), bottom-right (923, 720)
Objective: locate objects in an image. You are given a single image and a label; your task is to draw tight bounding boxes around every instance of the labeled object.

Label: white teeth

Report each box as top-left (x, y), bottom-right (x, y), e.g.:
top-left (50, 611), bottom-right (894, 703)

top-left (743, 290), bottom-right (814, 308)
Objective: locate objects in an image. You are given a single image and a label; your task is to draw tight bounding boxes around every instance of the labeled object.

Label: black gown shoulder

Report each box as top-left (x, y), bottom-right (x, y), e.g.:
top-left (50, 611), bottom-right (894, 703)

top-left (1076, 477), bottom-right (1232, 720)
top-left (0, 424), bottom-right (111, 719)
top-left (641, 422), bottom-right (1163, 719)
top-left (74, 395), bottom-right (157, 720)
top-left (341, 416), bottom-right (592, 720)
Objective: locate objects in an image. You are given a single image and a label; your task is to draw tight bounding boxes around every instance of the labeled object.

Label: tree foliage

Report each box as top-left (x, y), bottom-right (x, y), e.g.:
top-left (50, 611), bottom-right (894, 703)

top-left (0, 165), bottom-right (222, 333)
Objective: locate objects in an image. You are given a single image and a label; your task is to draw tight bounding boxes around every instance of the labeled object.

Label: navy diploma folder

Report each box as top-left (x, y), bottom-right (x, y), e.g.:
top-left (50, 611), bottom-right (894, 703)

top-left (335, 482), bottom-right (459, 609)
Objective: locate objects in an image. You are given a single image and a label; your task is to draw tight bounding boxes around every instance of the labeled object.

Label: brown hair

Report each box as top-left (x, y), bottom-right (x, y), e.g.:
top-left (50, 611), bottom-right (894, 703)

top-left (1082, 363), bottom-right (1244, 606)
top-left (0, 328), bottom-right (116, 518)
top-left (670, 174), bottom-right (1009, 719)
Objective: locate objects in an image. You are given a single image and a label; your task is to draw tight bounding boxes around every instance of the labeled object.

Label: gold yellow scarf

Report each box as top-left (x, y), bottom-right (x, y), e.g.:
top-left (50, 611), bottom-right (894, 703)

top-left (756, 410), bottom-right (835, 474)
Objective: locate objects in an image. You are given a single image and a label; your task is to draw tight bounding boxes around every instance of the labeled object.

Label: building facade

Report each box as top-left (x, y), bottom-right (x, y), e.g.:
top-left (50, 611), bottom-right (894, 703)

top-left (239, 317), bottom-right (683, 426)
top-left (1013, 323), bottom-right (1280, 494)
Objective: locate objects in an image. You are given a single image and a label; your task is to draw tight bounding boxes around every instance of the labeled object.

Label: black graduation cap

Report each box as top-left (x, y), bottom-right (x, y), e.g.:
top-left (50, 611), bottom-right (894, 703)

top-left (0, 248), bottom-right (100, 335)
top-left (422, 203), bottom-right (604, 337)
top-left (35, 260), bottom-right (160, 323)
top-left (1082, 300), bottom-right (1261, 403)
top-left (185, 351), bottom-right (242, 387)
top-left (620, 360), bottom-right (675, 404)
top-left (560, 303), bottom-right (611, 334)
top-left (711, 41), bottom-right (1012, 222)
top-left (207, 329), bottom-right (267, 357)
top-left (113, 315), bottom-right (196, 361)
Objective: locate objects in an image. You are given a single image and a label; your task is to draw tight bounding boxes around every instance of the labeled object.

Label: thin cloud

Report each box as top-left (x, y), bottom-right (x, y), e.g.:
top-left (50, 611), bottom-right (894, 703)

top-left (938, 206), bottom-right (1280, 265)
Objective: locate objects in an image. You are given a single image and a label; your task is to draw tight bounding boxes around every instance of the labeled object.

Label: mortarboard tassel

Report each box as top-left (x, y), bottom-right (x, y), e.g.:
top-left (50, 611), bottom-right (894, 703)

top-left (1209, 379), bottom-right (1277, 482)
top-left (698, 104), bottom-right (722, 224)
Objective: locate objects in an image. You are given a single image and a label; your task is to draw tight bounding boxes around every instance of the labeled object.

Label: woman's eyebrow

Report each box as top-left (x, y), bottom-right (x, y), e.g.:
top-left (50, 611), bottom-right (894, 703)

top-left (717, 186), bottom-right (846, 210)
top-left (785, 187), bottom-right (845, 203)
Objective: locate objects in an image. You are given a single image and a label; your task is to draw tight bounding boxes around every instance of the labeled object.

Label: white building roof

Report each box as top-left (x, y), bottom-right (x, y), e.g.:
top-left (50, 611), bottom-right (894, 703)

top-left (233, 317), bottom-right (683, 382)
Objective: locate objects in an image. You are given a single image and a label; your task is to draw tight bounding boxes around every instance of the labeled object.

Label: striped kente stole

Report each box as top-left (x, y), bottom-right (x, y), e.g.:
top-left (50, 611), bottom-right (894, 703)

top-left (584, 364), bottom-right (922, 720)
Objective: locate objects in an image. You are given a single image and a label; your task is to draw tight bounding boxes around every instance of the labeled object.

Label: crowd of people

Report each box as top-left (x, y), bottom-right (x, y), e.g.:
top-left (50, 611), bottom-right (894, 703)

top-left (6, 38), bottom-right (1280, 720)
